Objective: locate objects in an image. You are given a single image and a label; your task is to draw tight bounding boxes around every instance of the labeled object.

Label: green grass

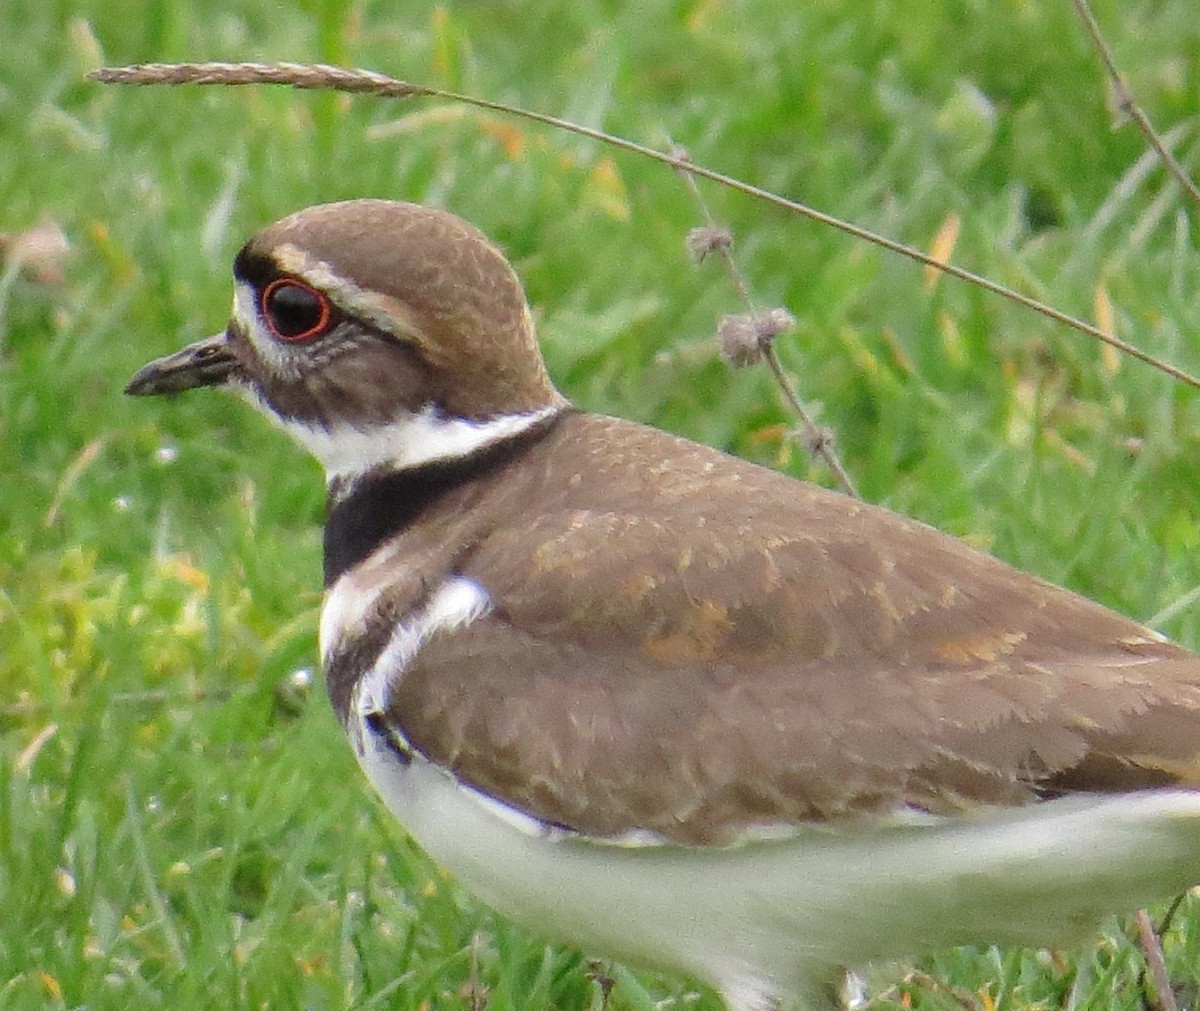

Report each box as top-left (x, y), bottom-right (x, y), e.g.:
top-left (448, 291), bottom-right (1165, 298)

top-left (3, 1), bottom-right (1200, 1008)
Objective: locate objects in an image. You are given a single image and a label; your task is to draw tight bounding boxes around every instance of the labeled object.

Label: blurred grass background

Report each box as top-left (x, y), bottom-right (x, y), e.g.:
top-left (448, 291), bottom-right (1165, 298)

top-left (3, 0), bottom-right (1200, 1008)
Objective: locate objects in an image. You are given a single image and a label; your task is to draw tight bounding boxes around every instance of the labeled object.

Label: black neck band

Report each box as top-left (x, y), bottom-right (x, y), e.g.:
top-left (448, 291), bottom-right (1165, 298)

top-left (323, 411), bottom-right (565, 587)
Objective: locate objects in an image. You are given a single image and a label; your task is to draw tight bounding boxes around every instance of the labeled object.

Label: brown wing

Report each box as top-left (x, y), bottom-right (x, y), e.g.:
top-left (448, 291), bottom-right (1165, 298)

top-left (383, 413), bottom-right (1200, 844)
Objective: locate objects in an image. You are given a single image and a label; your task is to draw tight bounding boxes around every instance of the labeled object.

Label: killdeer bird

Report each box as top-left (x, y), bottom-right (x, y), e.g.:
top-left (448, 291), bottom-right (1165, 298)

top-left (126, 198), bottom-right (1200, 1011)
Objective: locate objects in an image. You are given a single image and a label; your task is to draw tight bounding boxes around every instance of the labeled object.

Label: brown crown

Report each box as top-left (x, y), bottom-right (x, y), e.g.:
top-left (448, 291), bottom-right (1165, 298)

top-left (243, 200), bottom-right (566, 420)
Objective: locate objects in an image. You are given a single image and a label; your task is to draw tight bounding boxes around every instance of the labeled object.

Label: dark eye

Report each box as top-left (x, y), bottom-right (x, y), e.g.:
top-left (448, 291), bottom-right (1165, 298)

top-left (261, 278), bottom-right (332, 342)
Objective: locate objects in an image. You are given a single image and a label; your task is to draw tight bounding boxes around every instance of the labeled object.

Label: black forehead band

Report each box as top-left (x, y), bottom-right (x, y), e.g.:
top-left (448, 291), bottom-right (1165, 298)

top-left (232, 245), bottom-right (284, 289)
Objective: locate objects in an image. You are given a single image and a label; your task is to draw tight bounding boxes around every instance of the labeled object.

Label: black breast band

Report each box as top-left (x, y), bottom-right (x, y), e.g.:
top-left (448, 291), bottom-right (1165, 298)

top-left (322, 410), bottom-right (566, 586)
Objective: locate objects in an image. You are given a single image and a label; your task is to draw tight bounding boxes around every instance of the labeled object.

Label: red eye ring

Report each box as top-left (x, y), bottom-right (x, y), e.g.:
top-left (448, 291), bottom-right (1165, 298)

top-left (260, 277), bottom-right (333, 343)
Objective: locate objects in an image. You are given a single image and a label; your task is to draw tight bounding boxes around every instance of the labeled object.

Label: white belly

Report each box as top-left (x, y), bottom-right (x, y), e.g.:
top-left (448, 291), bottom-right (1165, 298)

top-left (327, 575), bottom-right (1200, 1009)
top-left (353, 718), bottom-right (1200, 1011)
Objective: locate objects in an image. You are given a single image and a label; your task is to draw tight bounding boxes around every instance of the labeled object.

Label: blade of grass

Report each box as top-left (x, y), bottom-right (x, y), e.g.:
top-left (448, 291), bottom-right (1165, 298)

top-left (88, 61), bottom-right (1200, 393)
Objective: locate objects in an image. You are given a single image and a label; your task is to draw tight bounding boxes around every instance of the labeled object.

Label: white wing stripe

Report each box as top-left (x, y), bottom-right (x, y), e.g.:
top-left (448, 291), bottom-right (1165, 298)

top-left (355, 576), bottom-right (491, 718)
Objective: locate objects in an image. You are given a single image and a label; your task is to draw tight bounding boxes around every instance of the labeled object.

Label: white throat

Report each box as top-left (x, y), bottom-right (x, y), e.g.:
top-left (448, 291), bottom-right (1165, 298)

top-left (277, 403), bottom-right (562, 483)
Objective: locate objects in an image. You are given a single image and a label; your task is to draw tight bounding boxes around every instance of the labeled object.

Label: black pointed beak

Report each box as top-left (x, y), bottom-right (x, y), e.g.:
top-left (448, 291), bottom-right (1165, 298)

top-left (125, 332), bottom-right (241, 396)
